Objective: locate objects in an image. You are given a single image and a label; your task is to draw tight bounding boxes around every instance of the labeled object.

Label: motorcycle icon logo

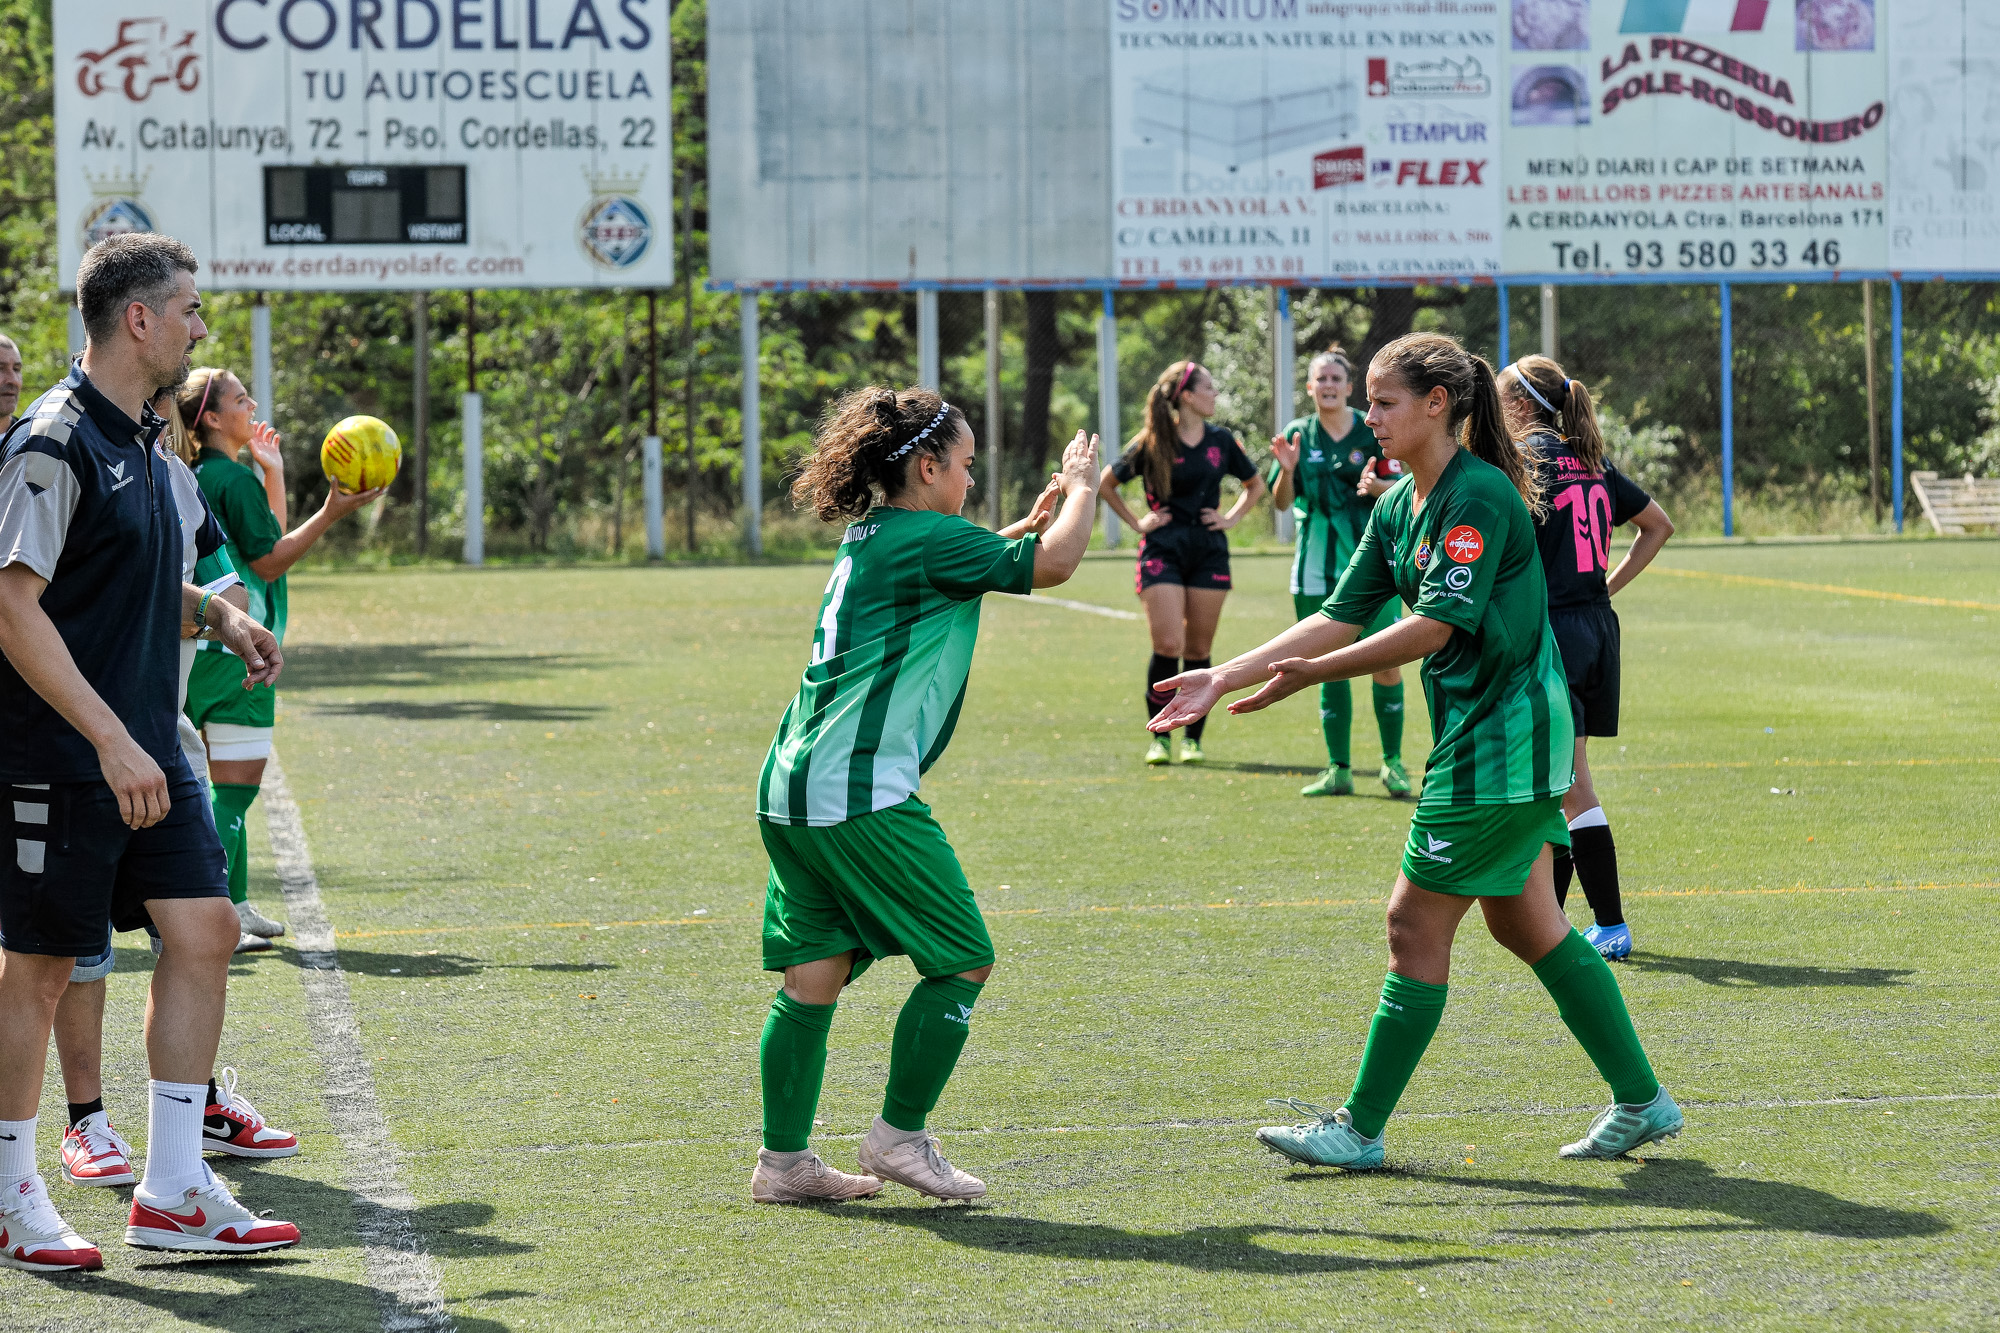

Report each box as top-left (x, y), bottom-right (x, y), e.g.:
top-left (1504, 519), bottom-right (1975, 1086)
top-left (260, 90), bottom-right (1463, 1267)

top-left (77, 20), bottom-right (200, 102)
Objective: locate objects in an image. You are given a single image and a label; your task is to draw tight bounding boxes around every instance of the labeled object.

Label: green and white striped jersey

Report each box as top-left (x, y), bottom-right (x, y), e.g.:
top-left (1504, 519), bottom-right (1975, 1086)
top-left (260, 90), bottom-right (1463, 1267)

top-left (757, 508), bottom-right (1038, 827)
top-left (1325, 450), bottom-right (1574, 807)
top-left (1265, 413), bottom-right (1384, 597)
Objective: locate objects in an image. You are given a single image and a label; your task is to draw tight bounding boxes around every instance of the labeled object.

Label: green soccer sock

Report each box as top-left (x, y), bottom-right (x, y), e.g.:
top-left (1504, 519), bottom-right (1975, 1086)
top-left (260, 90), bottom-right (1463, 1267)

top-left (1372, 681), bottom-right (1405, 762)
top-left (1531, 928), bottom-right (1661, 1106)
top-left (760, 990), bottom-right (836, 1152)
top-left (1343, 972), bottom-right (1448, 1139)
top-left (881, 974), bottom-right (984, 1132)
top-left (210, 783), bottom-right (260, 906)
top-left (1319, 679), bottom-right (1354, 769)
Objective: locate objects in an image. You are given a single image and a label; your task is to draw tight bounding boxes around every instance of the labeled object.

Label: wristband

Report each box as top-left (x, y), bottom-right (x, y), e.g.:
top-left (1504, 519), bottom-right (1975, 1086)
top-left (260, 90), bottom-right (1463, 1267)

top-left (195, 591), bottom-right (216, 638)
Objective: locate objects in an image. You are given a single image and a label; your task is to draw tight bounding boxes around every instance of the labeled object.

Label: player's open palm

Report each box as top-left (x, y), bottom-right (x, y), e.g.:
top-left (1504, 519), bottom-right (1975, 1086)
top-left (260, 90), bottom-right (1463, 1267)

top-left (1148, 666), bottom-right (1222, 732)
top-left (323, 484), bottom-right (387, 521)
top-left (1270, 430), bottom-right (1299, 472)
top-left (1057, 430), bottom-right (1100, 493)
top-left (1229, 657), bottom-right (1317, 716)
top-left (1021, 474), bottom-right (1062, 534)
top-left (247, 421), bottom-right (284, 475)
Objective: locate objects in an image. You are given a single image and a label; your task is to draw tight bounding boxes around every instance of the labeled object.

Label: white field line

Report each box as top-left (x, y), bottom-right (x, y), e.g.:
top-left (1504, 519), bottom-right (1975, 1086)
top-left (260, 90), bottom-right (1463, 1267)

top-left (997, 591), bottom-right (1142, 620)
top-left (266, 759), bottom-right (453, 1333)
top-left (487, 1091), bottom-right (2000, 1156)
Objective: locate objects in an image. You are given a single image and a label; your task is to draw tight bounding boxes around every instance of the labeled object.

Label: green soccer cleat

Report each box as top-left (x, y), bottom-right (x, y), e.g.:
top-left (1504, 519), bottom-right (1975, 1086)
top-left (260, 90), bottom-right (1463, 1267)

top-left (1179, 739), bottom-right (1205, 764)
top-left (1558, 1086), bottom-right (1684, 1159)
top-left (1144, 738), bottom-right (1171, 766)
top-left (1381, 756), bottom-right (1412, 798)
top-left (1300, 766), bottom-right (1353, 797)
top-left (1254, 1100), bottom-right (1384, 1170)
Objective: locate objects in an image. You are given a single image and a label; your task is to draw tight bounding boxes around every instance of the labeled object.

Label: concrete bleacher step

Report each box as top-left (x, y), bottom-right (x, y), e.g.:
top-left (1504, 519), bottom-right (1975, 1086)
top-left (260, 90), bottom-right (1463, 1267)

top-left (1910, 471), bottom-right (2000, 534)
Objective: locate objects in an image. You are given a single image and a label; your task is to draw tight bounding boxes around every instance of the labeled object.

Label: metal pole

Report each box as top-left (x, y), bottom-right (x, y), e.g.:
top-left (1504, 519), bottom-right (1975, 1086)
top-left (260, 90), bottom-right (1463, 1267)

top-left (1098, 289), bottom-right (1121, 549)
top-left (66, 303), bottom-right (84, 359)
top-left (1719, 280), bottom-right (1734, 539)
top-left (741, 291), bottom-right (762, 557)
top-left (683, 183), bottom-right (697, 553)
top-left (1272, 287), bottom-right (1296, 544)
top-left (412, 292), bottom-right (429, 556)
top-left (1862, 279), bottom-right (1881, 525)
top-left (984, 288), bottom-right (1001, 530)
top-left (917, 289), bottom-right (940, 390)
top-left (464, 290), bottom-right (482, 565)
top-left (1540, 283), bottom-right (1558, 361)
top-left (251, 297), bottom-right (273, 423)
top-left (1891, 278), bottom-right (1905, 534)
top-left (644, 289), bottom-right (662, 560)
top-left (1497, 284), bottom-right (1511, 368)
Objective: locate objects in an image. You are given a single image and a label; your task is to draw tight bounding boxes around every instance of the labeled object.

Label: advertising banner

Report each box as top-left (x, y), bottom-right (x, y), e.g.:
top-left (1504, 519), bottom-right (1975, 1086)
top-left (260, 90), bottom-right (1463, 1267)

top-left (1109, 0), bottom-right (1506, 283)
top-left (55, 0), bottom-right (673, 292)
top-left (1887, 1), bottom-right (2000, 270)
top-left (1501, 0), bottom-right (1888, 277)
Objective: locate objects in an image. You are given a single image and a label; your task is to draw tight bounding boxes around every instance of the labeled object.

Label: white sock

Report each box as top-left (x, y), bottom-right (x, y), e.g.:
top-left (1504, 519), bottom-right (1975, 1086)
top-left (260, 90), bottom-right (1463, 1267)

top-left (0, 1114), bottom-right (36, 1187)
top-left (137, 1080), bottom-right (209, 1201)
top-left (1568, 805), bottom-right (1609, 832)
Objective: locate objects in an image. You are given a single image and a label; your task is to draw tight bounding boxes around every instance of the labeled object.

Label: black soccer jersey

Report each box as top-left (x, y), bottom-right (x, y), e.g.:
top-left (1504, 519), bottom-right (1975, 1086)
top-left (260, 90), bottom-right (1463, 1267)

top-left (1522, 429), bottom-right (1652, 611)
top-left (1112, 424), bottom-right (1258, 532)
top-left (0, 364), bottom-right (190, 782)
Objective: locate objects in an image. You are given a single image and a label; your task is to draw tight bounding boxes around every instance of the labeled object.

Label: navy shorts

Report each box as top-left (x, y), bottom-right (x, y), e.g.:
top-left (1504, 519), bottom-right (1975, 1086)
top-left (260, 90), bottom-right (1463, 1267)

top-left (1135, 528), bottom-right (1232, 592)
top-left (2, 754), bottom-right (229, 958)
top-left (1550, 603), bottom-right (1621, 739)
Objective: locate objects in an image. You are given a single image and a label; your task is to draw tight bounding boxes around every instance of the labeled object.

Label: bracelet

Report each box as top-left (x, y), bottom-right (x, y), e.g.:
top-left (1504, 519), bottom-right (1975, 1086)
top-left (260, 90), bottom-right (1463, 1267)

top-left (194, 591), bottom-right (215, 637)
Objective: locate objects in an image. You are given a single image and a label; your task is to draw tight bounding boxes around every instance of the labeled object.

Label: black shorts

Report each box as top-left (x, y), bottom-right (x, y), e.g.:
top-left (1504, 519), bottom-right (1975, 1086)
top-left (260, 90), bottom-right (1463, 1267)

top-left (1135, 529), bottom-right (1232, 592)
top-left (1550, 603), bottom-right (1621, 738)
top-left (1, 754), bottom-right (229, 958)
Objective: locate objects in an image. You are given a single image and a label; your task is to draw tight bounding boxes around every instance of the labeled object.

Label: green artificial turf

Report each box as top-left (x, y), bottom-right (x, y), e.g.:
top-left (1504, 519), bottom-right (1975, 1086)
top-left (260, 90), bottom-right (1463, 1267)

top-left (10, 539), bottom-right (1996, 1330)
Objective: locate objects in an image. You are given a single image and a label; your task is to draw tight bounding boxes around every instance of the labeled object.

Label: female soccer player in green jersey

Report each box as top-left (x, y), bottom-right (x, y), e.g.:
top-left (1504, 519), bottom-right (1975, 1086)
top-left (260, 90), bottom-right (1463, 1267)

top-left (750, 387), bottom-right (1101, 1205)
top-left (1150, 334), bottom-right (1681, 1168)
top-left (1267, 344), bottom-right (1410, 798)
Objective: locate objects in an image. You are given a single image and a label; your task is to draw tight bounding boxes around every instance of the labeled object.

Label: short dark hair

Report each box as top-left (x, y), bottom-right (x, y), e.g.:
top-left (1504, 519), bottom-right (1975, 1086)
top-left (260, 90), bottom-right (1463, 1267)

top-left (76, 234), bottom-right (199, 343)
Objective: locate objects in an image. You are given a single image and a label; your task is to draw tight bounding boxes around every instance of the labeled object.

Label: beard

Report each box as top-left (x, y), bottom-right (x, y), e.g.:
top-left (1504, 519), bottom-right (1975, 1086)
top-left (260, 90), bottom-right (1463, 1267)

top-left (155, 344), bottom-right (195, 395)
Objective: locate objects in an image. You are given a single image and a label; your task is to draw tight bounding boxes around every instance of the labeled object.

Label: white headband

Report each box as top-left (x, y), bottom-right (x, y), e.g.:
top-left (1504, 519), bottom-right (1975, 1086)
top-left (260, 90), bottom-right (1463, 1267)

top-left (885, 403), bottom-right (952, 461)
top-left (1507, 364), bottom-right (1562, 417)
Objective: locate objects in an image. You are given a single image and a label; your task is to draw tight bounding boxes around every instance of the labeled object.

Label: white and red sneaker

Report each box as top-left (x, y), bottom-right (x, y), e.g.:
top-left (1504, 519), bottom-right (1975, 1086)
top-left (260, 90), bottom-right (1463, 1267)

top-left (203, 1068), bottom-right (299, 1159)
top-left (61, 1112), bottom-right (137, 1187)
top-left (125, 1166), bottom-right (300, 1253)
top-left (0, 1174), bottom-right (103, 1271)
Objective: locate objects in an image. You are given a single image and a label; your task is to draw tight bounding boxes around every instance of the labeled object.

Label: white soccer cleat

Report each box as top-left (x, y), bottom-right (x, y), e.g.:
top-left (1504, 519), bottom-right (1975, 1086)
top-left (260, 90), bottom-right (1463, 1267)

top-left (750, 1149), bottom-right (882, 1204)
top-left (232, 931), bottom-right (272, 955)
top-left (857, 1117), bottom-right (986, 1201)
top-left (126, 1165), bottom-right (301, 1253)
top-left (61, 1112), bottom-right (137, 1187)
top-left (235, 900), bottom-right (286, 938)
top-left (0, 1174), bottom-right (103, 1271)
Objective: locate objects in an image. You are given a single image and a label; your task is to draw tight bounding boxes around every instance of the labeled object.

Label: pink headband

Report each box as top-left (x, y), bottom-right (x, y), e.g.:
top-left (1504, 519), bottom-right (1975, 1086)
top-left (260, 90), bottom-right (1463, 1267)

top-left (1172, 362), bottom-right (1198, 399)
top-left (191, 374), bottom-right (217, 430)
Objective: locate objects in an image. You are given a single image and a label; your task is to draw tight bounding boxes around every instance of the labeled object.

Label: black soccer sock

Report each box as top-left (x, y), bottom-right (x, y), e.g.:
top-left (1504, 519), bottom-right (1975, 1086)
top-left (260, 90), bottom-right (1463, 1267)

top-left (67, 1098), bottom-right (104, 1127)
top-left (1570, 822), bottom-right (1624, 927)
top-left (1145, 653), bottom-right (1179, 731)
top-left (1552, 847), bottom-right (1575, 911)
top-left (1181, 659), bottom-right (1212, 742)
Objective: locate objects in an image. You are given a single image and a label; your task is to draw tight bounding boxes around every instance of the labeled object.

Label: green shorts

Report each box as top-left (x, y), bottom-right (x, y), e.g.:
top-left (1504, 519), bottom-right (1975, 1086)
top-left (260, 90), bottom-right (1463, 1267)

top-left (185, 650), bottom-right (275, 730)
top-left (1299, 592), bottom-right (1397, 640)
top-left (1401, 796), bottom-right (1572, 897)
top-left (759, 798), bottom-right (994, 982)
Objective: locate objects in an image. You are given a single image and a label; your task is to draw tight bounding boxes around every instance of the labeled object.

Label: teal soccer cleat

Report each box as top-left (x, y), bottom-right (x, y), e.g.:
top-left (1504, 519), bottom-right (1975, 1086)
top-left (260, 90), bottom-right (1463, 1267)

top-left (1558, 1086), bottom-right (1684, 1159)
top-left (1254, 1100), bottom-right (1385, 1170)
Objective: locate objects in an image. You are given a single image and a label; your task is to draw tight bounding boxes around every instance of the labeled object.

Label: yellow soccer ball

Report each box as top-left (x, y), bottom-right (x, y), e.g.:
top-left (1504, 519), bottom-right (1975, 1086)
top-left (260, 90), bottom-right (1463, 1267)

top-left (320, 416), bottom-right (401, 494)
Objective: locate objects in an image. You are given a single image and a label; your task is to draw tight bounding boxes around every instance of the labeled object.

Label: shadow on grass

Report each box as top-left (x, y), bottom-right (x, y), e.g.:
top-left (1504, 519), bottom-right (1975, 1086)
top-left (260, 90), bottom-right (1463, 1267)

top-left (1622, 954), bottom-right (1914, 988)
top-left (1396, 1157), bottom-right (1948, 1239)
top-left (271, 947), bottom-right (618, 978)
top-left (306, 700), bottom-right (607, 723)
top-left (279, 641), bottom-right (596, 692)
top-left (857, 1209), bottom-right (1492, 1276)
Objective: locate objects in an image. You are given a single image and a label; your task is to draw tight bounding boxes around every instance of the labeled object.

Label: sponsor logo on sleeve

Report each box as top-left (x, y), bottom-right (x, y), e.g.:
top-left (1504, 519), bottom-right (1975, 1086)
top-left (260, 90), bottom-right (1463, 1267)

top-left (1444, 525), bottom-right (1485, 562)
top-left (1444, 564), bottom-right (1472, 590)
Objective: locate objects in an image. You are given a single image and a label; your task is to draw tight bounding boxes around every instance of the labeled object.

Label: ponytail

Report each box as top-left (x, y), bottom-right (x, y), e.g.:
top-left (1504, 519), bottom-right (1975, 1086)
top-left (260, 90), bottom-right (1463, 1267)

top-left (1372, 333), bottom-right (1543, 517)
top-left (1498, 353), bottom-right (1606, 475)
top-left (1128, 360), bottom-right (1199, 501)
top-left (790, 386), bottom-right (966, 523)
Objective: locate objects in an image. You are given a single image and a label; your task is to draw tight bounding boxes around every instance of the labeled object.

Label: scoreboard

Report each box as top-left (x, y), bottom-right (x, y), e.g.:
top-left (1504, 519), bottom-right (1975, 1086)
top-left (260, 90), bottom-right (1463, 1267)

top-left (264, 166), bottom-right (468, 248)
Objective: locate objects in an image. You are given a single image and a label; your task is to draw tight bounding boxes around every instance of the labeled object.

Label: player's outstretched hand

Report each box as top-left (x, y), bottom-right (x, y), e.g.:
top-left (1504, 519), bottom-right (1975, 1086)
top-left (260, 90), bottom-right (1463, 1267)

top-left (323, 484), bottom-right (388, 521)
top-left (1057, 430), bottom-right (1101, 494)
top-left (1021, 474), bottom-right (1062, 535)
top-left (1228, 657), bottom-right (1320, 716)
top-left (1270, 430), bottom-right (1300, 473)
top-left (247, 421), bottom-right (285, 476)
top-left (98, 733), bottom-right (169, 829)
top-left (1147, 666), bottom-right (1223, 732)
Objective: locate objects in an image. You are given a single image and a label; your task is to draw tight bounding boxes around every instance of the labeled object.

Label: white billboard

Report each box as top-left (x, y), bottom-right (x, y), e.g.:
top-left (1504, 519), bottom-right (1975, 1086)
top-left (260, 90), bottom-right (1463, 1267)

top-left (1501, 0), bottom-right (1888, 277)
top-left (55, 1), bottom-right (673, 292)
top-left (1109, 0), bottom-right (1505, 283)
top-left (1887, 0), bottom-right (2000, 270)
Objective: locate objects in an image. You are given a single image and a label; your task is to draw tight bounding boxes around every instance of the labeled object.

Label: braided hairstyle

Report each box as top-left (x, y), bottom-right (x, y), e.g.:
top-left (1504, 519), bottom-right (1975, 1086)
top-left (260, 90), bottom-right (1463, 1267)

top-left (791, 386), bottom-right (967, 523)
top-left (1370, 333), bottom-right (1544, 516)
top-left (1497, 353), bottom-right (1607, 475)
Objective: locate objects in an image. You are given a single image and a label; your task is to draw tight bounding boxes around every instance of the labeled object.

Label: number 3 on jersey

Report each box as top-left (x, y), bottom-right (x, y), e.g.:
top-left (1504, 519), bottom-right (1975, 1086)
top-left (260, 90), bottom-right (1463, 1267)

top-left (809, 556), bottom-right (853, 664)
top-left (1552, 482), bottom-right (1614, 574)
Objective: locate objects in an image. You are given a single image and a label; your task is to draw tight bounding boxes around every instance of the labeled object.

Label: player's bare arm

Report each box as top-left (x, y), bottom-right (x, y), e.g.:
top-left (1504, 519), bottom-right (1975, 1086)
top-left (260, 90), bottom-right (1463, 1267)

top-left (1199, 458), bottom-right (1265, 532)
top-left (245, 483), bottom-right (386, 583)
top-left (0, 562), bottom-right (169, 829)
top-left (1031, 430), bottom-right (1101, 587)
top-left (1228, 614), bottom-right (1453, 716)
top-left (179, 581), bottom-right (282, 686)
top-left (1606, 499), bottom-right (1674, 597)
top-left (999, 473), bottom-right (1062, 540)
top-left (1269, 431), bottom-right (1300, 508)
top-left (1147, 612), bottom-right (1363, 731)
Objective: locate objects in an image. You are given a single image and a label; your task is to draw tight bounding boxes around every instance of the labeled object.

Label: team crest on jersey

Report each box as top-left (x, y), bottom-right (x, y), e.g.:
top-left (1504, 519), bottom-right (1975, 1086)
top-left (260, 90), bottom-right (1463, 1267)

top-left (1444, 525), bottom-right (1484, 563)
top-left (1206, 445), bottom-right (1222, 467)
top-left (1414, 540), bottom-right (1433, 570)
top-left (1349, 449), bottom-right (1365, 465)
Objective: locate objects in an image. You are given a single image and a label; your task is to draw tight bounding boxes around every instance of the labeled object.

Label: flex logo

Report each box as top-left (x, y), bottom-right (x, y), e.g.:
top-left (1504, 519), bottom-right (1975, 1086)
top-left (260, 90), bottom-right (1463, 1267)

top-left (77, 19), bottom-right (200, 102)
top-left (1444, 525), bottom-right (1485, 562)
top-left (1393, 160), bottom-right (1487, 187)
top-left (108, 461), bottom-right (134, 493)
